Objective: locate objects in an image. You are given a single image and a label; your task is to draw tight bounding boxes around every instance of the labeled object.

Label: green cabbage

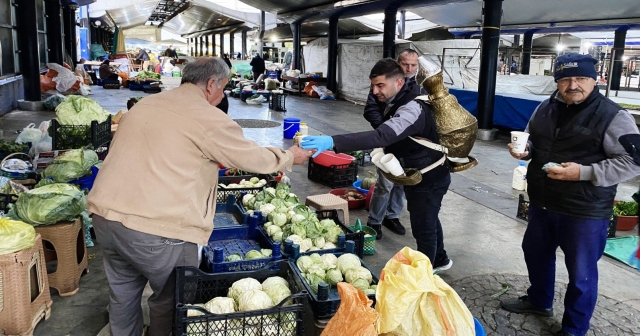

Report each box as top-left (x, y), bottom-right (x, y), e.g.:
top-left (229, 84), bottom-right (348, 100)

top-left (309, 253), bottom-right (323, 265)
top-left (244, 250), bottom-right (265, 260)
top-left (337, 253), bottom-right (361, 273)
top-left (204, 297), bottom-right (236, 314)
top-left (272, 231), bottom-right (283, 242)
top-left (43, 149), bottom-right (99, 183)
top-left (271, 213), bottom-right (287, 227)
top-left (325, 268), bottom-right (343, 286)
top-left (225, 253), bottom-right (243, 262)
top-left (263, 284), bottom-right (291, 306)
top-left (55, 96), bottom-right (110, 125)
top-left (237, 289), bottom-right (273, 312)
top-left (306, 264), bottom-right (326, 279)
top-left (261, 249), bottom-right (272, 258)
top-left (228, 278), bottom-right (262, 302)
top-left (300, 238), bottom-right (313, 253)
top-left (296, 256), bottom-right (314, 273)
top-left (305, 273), bottom-right (326, 294)
top-left (352, 278), bottom-right (370, 292)
top-left (291, 222), bottom-right (307, 239)
top-left (262, 276), bottom-right (289, 290)
top-left (344, 266), bottom-right (373, 284)
top-left (265, 225), bottom-right (282, 237)
top-left (323, 225), bottom-right (343, 244)
top-left (10, 183), bottom-right (86, 226)
top-left (321, 254), bottom-right (338, 268)
top-left (363, 288), bottom-right (376, 296)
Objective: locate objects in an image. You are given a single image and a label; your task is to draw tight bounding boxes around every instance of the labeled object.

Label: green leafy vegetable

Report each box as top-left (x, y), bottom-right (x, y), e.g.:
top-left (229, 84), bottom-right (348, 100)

top-left (613, 201), bottom-right (638, 216)
top-left (43, 149), bottom-right (99, 183)
top-left (55, 96), bottom-right (110, 125)
top-left (9, 183), bottom-right (86, 226)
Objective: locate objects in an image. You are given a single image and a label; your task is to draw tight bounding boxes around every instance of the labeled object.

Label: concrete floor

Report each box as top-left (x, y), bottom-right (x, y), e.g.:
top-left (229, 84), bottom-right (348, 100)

top-left (2, 80), bottom-right (637, 335)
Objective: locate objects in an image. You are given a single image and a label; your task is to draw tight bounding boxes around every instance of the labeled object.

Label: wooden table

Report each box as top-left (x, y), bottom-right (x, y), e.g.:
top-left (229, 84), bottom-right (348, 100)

top-left (83, 61), bottom-right (102, 66)
top-left (281, 75), bottom-right (327, 95)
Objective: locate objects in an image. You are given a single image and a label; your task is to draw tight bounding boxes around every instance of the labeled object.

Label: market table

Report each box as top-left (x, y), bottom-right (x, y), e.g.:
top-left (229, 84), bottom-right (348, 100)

top-left (281, 75), bottom-right (327, 95)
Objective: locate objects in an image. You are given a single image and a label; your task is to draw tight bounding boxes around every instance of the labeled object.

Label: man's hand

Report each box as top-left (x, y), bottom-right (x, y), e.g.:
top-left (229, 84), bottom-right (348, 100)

top-left (547, 162), bottom-right (581, 181)
top-left (289, 145), bottom-right (314, 165)
top-left (300, 136), bottom-right (334, 158)
top-left (508, 143), bottom-right (529, 160)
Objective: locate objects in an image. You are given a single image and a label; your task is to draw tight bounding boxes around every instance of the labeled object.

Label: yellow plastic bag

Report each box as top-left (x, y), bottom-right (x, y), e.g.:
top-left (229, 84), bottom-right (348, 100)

top-left (376, 247), bottom-right (475, 336)
top-left (0, 217), bottom-right (36, 255)
top-left (321, 282), bottom-right (379, 336)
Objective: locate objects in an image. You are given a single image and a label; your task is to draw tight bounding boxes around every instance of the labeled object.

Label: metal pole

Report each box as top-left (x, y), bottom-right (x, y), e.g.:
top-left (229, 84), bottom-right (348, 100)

top-left (611, 29), bottom-right (627, 90)
top-left (220, 33), bottom-right (225, 57)
top-left (229, 32), bottom-right (235, 58)
top-left (45, 0), bottom-right (64, 64)
top-left (398, 10), bottom-right (406, 40)
top-left (477, 0), bottom-right (503, 131)
top-left (383, 8), bottom-right (397, 58)
top-left (258, 11), bottom-right (265, 56)
top-left (291, 22), bottom-right (301, 70)
top-left (63, 2), bottom-right (79, 65)
top-left (327, 16), bottom-right (339, 93)
top-left (521, 32), bottom-right (533, 75)
top-left (241, 30), bottom-right (247, 60)
top-left (606, 49), bottom-right (616, 98)
top-left (17, 0), bottom-right (42, 101)
top-left (205, 35), bottom-right (209, 56)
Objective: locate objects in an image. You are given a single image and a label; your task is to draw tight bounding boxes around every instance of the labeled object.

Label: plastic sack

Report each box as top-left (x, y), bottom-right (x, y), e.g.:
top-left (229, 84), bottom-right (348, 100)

top-left (304, 81), bottom-right (320, 98)
top-left (47, 63), bottom-right (79, 92)
top-left (375, 247), bottom-right (475, 336)
top-left (246, 95), bottom-right (267, 105)
top-left (43, 94), bottom-right (66, 111)
top-left (29, 121), bottom-right (52, 158)
top-left (40, 75), bottom-right (57, 92)
top-left (15, 123), bottom-right (44, 144)
top-left (0, 217), bottom-right (36, 255)
top-left (321, 282), bottom-right (379, 336)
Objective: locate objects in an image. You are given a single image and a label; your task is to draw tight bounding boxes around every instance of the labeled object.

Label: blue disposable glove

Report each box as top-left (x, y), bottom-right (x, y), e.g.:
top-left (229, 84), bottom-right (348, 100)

top-left (300, 135), bottom-right (334, 158)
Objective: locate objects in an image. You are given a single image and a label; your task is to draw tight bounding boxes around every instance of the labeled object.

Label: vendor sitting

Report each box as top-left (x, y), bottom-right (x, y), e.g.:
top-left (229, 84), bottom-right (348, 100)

top-left (99, 60), bottom-right (119, 80)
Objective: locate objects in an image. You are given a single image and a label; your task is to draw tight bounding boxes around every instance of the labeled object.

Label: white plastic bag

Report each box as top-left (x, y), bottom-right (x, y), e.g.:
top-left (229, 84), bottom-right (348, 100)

top-left (15, 123), bottom-right (44, 144)
top-left (47, 63), bottom-right (78, 93)
top-left (29, 134), bottom-right (52, 158)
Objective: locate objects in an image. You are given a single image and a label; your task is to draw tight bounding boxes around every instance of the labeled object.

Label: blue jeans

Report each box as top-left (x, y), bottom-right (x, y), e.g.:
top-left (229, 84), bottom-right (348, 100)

top-left (404, 174), bottom-right (451, 264)
top-left (524, 204), bottom-right (609, 336)
top-left (367, 168), bottom-right (405, 224)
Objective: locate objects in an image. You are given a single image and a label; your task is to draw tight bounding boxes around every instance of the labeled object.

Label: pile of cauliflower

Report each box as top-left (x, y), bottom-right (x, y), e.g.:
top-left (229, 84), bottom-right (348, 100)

top-left (295, 252), bottom-right (376, 296)
top-left (219, 177), bottom-right (268, 189)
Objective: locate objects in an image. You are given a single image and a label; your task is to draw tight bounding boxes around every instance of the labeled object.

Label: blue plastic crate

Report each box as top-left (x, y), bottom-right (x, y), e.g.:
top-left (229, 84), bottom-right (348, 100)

top-left (205, 213), bottom-right (281, 273)
top-left (288, 241), bottom-right (380, 319)
top-left (68, 166), bottom-right (99, 191)
top-left (213, 194), bottom-right (248, 228)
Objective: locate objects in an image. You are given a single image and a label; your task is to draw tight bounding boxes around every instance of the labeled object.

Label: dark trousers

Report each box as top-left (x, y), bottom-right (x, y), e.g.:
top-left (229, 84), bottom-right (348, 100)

top-left (404, 174), bottom-right (451, 265)
top-left (94, 215), bottom-right (198, 336)
top-left (524, 204), bottom-right (609, 336)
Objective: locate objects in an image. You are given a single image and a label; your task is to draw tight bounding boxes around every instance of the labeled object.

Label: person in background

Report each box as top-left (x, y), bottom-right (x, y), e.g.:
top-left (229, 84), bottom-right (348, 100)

top-left (164, 45), bottom-right (178, 59)
top-left (284, 50), bottom-right (293, 70)
top-left (301, 59), bottom-right (452, 271)
top-left (75, 58), bottom-right (92, 85)
top-left (99, 60), bottom-right (119, 80)
top-left (136, 47), bottom-right (150, 71)
top-left (88, 57), bottom-right (313, 336)
top-left (501, 53), bottom-right (640, 336)
top-left (250, 53), bottom-right (266, 82)
top-left (222, 54), bottom-right (232, 69)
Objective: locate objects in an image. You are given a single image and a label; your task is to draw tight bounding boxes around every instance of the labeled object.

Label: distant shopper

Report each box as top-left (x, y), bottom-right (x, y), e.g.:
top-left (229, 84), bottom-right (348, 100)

top-left (136, 48), bottom-right (150, 71)
top-left (88, 57), bottom-right (312, 336)
top-left (501, 53), bottom-right (640, 336)
top-left (164, 45), bottom-right (178, 59)
top-left (250, 53), bottom-right (265, 81)
top-left (284, 50), bottom-right (293, 70)
top-left (222, 54), bottom-right (232, 69)
top-left (99, 60), bottom-right (119, 80)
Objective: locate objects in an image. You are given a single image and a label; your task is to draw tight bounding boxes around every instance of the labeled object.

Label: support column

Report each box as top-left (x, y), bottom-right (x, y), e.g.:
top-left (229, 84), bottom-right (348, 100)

top-left (383, 8), bottom-right (397, 58)
top-left (210, 34), bottom-right (215, 56)
top-left (291, 21), bottom-right (301, 70)
top-left (398, 10), bottom-right (406, 39)
top-left (17, 0), bottom-right (42, 103)
top-left (194, 37), bottom-right (199, 57)
top-left (220, 33), bottom-right (225, 56)
top-left (258, 11), bottom-right (265, 56)
top-left (241, 30), bottom-right (247, 60)
top-left (205, 35), bottom-right (210, 56)
top-left (611, 28), bottom-right (627, 90)
top-left (229, 32), bottom-right (235, 57)
top-left (190, 38), bottom-right (193, 56)
top-left (199, 36), bottom-right (204, 56)
top-left (521, 32), bottom-right (533, 75)
top-left (45, 0), bottom-right (64, 64)
top-left (476, 0), bottom-right (503, 135)
top-left (327, 16), bottom-right (339, 93)
top-left (63, 2), bottom-right (79, 65)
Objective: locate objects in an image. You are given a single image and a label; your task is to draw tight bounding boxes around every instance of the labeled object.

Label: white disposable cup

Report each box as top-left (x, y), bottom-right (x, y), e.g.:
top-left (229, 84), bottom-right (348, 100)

top-left (371, 148), bottom-right (383, 157)
top-left (371, 152), bottom-right (389, 173)
top-left (380, 154), bottom-right (405, 176)
top-left (511, 131), bottom-right (530, 154)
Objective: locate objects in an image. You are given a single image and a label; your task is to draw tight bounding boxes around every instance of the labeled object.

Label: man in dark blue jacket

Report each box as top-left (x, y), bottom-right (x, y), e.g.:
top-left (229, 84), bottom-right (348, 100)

top-left (302, 59), bottom-right (452, 271)
top-left (501, 53), bottom-right (640, 336)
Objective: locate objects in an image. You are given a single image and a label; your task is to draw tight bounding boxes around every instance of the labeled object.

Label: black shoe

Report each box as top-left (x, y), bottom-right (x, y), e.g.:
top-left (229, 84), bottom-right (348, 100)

top-left (433, 257), bottom-right (453, 274)
top-left (382, 217), bottom-right (406, 235)
top-left (500, 295), bottom-right (553, 317)
top-left (368, 223), bottom-right (382, 240)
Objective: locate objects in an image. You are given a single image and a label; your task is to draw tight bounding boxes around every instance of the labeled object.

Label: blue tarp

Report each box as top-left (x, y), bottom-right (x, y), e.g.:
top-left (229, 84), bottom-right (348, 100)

top-left (449, 88), bottom-right (547, 131)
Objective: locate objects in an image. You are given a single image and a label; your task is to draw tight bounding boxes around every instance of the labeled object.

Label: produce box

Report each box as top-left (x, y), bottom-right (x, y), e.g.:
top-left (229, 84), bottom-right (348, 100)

top-left (213, 195), bottom-right (247, 228)
top-left (206, 211), bottom-right (281, 273)
top-left (50, 116), bottom-right (112, 151)
top-left (217, 174), bottom-right (276, 204)
top-left (175, 261), bottom-right (307, 336)
top-left (288, 241), bottom-right (379, 319)
top-left (307, 158), bottom-right (358, 189)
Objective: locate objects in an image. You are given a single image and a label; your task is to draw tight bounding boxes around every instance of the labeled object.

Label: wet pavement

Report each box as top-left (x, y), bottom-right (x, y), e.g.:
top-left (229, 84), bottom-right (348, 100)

top-left (2, 79), bottom-right (639, 336)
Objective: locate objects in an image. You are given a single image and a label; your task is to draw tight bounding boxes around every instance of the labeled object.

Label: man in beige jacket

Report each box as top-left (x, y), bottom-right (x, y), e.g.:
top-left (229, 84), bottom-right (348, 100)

top-left (87, 57), bottom-right (312, 336)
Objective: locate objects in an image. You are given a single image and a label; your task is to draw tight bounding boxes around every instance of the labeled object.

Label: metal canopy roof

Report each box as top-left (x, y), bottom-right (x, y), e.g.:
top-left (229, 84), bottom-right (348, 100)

top-left (163, 5), bottom-right (244, 36)
top-left (263, 19), bottom-right (382, 41)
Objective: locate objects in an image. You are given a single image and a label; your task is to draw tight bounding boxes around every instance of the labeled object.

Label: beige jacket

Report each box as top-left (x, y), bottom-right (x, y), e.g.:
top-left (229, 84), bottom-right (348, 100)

top-left (87, 83), bottom-right (293, 245)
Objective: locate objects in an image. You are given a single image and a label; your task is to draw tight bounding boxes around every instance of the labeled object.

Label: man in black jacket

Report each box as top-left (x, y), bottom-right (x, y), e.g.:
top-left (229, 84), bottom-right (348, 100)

top-left (301, 59), bottom-right (452, 270)
top-left (501, 53), bottom-right (640, 336)
top-left (250, 53), bottom-right (265, 81)
top-left (363, 49), bottom-right (426, 242)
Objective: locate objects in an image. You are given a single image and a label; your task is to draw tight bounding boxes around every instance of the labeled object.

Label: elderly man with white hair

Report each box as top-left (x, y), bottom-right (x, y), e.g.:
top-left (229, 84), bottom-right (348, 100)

top-left (88, 57), bottom-right (312, 336)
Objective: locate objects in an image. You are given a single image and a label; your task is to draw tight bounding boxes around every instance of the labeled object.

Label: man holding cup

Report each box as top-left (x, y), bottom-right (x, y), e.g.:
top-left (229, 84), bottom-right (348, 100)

top-left (362, 49), bottom-right (424, 241)
top-left (301, 58), bottom-right (452, 272)
top-left (502, 53), bottom-right (640, 336)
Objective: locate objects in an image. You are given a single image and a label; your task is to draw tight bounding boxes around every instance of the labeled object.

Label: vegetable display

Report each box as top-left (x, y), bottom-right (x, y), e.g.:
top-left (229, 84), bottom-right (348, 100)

top-left (361, 171), bottom-right (376, 190)
top-left (223, 248), bottom-right (273, 262)
top-left (132, 70), bottom-right (161, 81)
top-left (613, 201), bottom-right (638, 217)
top-left (338, 189), bottom-right (364, 201)
top-left (0, 140), bottom-right (27, 154)
top-left (55, 96), bottom-right (110, 125)
top-left (295, 252), bottom-right (376, 294)
top-left (243, 183), bottom-right (346, 252)
top-left (9, 183), bottom-right (86, 226)
top-left (219, 177), bottom-right (268, 189)
top-left (42, 149), bottom-right (99, 183)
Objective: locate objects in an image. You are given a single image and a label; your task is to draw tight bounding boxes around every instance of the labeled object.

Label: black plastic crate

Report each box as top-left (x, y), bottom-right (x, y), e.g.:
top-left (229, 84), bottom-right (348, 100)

top-left (288, 241), bottom-right (379, 319)
top-left (50, 115), bottom-right (112, 150)
top-left (217, 174), bottom-right (277, 204)
top-left (307, 159), bottom-right (358, 189)
top-left (269, 93), bottom-right (287, 112)
top-left (517, 194), bottom-right (530, 221)
top-left (102, 78), bottom-right (120, 89)
top-left (175, 261), bottom-right (307, 336)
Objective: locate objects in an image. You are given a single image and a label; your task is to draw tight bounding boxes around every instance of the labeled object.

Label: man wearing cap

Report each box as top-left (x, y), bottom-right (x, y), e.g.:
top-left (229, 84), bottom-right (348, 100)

top-left (502, 53), bottom-right (640, 336)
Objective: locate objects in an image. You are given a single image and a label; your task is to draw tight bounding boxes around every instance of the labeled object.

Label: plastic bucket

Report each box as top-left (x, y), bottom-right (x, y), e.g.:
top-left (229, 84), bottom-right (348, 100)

top-left (283, 118), bottom-right (300, 139)
top-left (474, 318), bottom-right (486, 336)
